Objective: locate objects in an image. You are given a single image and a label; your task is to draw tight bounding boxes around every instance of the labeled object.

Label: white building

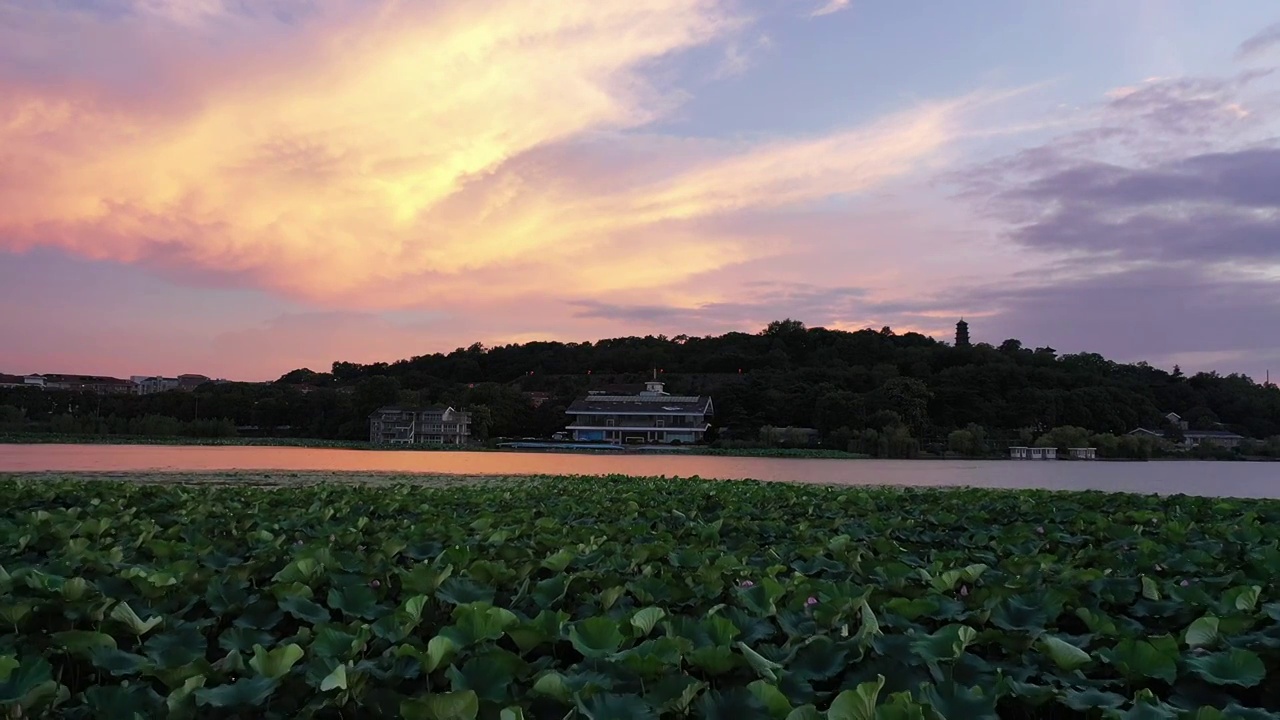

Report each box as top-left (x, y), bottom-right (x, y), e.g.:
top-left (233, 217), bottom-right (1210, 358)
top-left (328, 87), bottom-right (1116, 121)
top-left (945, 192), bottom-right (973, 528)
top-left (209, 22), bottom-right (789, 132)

top-left (369, 406), bottom-right (471, 445)
top-left (566, 381), bottom-right (713, 445)
top-left (1010, 446), bottom-right (1057, 460)
top-left (1068, 447), bottom-right (1097, 460)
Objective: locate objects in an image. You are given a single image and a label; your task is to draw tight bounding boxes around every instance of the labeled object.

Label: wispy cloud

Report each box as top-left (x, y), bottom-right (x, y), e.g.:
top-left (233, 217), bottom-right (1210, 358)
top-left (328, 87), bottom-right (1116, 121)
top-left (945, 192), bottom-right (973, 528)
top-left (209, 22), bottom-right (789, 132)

top-left (809, 0), bottom-right (850, 18)
top-left (1237, 21), bottom-right (1280, 61)
top-left (0, 0), bottom-right (977, 309)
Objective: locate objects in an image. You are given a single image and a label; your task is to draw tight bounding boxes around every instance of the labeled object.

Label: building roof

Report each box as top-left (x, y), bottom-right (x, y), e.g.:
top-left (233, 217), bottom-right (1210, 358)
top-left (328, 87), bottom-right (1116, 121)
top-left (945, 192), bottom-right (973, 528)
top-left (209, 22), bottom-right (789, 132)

top-left (369, 405), bottom-right (467, 418)
top-left (1183, 430), bottom-right (1245, 439)
top-left (567, 395), bottom-right (713, 415)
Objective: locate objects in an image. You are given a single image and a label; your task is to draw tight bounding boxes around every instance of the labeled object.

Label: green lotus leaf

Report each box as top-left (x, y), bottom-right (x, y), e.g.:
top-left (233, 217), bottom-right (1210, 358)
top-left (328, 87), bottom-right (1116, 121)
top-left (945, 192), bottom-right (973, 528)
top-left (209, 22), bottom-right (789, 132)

top-left (500, 707), bottom-right (526, 720)
top-left (278, 594), bottom-right (331, 624)
top-left (219, 626), bottom-right (275, 653)
top-left (687, 646), bottom-right (740, 675)
top-left (1184, 615), bottom-right (1220, 649)
top-left (872, 692), bottom-right (931, 720)
top-left (164, 673), bottom-right (207, 717)
top-left (110, 601), bottom-right (163, 636)
top-left (578, 692), bottom-right (659, 720)
top-left (0, 603), bottom-right (31, 626)
top-left (911, 624), bottom-right (977, 662)
top-left (827, 674), bottom-right (883, 720)
top-left (400, 690), bottom-right (480, 720)
top-left (449, 602), bottom-right (518, 645)
top-left (630, 607), bottom-right (666, 636)
top-left (736, 641), bottom-right (782, 682)
top-left (0, 657), bottom-right (53, 705)
top-left (1113, 690), bottom-right (1180, 720)
top-left (884, 597), bottom-right (939, 621)
top-left (569, 616), bottom-right (626, 658)
top-left (1038, 635), bottom-right (1091, 671)
top-left (508, 610), bottom-right (567, 653)
top-left (531, 671), bottom-right (572, 702)
top-left (531, 575), bottom-right (570, 609)
top-left (788, 635), bottom-right (849, 682)
top-left (618, 637), bottom-right (686, 677)
top-left (85, 682), bottom-right (163, 718)
top-left (783, 706), bottom-right (822, 720)
top-left (60, 576), bottom-right (91, 601)
top-left (89, 647), bottom-right (150, 676)
top-left (272, 557), bottom-right (323, 584)
top-left (204, 577), bottom-right (253, 614)
top-left (1186, 648), bottom-right (1266, 687)
top-left (854, 599), bottom-right (882, 646)
top-left (1141, 576), bottom-right (1161, 601)
top-left (541, 548), bottom-right (576, 572)
top-left (444, 649), bottom-right (524, 703)
top-left (1060, 688), bottom-right (1125, 711)
top-left (436, 577), bottom-right (496, 606)
top-left (212, 649), bottom-right (245, 674)
top-left (193, 676), bottom-right (279, 708)
top-left (403, 594), bottom-right (430, 622)
top-left (989, 596), bottom-right (1048, 633)
top-left (746, 680), bottom-right (792, 719)
top-left (1225, 585), bottom-right (1262, 613)
top-left (249, 643), bottom-right (304, 679)
top-left (144, 626), bottom-right (208, 669)
top-left (1100, 635), bottom-right (1178, 683)
top-left (0, 656), bottom-right (16, 681)
top-left (918, 681), bottom-right (998, 720)
top-left (51, 630), bottom-right (117, 657)
top-left (327, 584), bottom-right (381, 619)
top-left (312, 627), bottom-right (362, 660)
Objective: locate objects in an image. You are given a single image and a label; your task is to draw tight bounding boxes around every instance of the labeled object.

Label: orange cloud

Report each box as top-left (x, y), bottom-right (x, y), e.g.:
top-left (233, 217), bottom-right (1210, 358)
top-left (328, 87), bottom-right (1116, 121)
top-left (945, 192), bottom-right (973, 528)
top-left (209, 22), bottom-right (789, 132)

top-left (0, 0), bottom-right (971, 309)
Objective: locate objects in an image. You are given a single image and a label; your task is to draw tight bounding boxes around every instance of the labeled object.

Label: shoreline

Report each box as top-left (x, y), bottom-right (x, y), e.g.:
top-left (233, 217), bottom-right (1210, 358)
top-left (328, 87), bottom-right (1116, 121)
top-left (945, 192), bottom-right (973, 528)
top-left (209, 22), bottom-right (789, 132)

top-left (0, 434), bottom-right (871, 460)
top-left (3, 434), bottom-right (1271, 462)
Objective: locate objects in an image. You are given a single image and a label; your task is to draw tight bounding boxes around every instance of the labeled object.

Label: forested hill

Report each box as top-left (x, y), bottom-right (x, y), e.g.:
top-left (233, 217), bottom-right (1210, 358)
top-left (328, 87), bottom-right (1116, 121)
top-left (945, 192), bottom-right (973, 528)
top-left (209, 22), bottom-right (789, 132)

top-left (3, 320), bottom-right (1279, 447)
top-left (300, 319), bottom-right (1279, 442)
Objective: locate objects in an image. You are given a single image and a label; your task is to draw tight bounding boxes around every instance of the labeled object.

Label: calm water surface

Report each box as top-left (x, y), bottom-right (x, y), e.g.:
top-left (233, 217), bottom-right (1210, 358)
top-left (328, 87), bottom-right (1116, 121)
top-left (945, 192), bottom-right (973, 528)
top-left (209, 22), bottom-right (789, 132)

top-left (0, 444), bottom-right (1277, 498)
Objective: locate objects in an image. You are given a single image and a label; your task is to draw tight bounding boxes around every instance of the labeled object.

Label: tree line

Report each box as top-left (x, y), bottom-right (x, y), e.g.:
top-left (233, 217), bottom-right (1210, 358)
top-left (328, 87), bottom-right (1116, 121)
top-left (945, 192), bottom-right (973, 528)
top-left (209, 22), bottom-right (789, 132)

top-left (4, 320), bottom-right (1279, 457)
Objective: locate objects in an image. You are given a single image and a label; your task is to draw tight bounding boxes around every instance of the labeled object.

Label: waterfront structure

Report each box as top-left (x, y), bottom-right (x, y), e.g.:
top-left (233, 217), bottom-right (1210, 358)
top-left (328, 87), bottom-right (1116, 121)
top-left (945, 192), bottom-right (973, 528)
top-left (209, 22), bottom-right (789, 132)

top-left (565, 380), bottom-right (712, 445)
top-left (40, 374), bottom-right (135, 394)
top-left (368, 406), bottom-right (471, 445)
top-left (1009, 446), bottom-right (1057, 460)
top-left (1068, 447), bottom-right (1097, 460)
top-left (1128, 412), bottom-right (1247, 450)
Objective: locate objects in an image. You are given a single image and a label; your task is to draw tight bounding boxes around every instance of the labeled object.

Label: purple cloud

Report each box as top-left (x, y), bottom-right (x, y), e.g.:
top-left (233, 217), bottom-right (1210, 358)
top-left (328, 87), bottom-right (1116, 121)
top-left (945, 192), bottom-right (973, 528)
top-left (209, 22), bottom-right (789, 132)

top-left (1238, 22), bottom-right (1280, 60)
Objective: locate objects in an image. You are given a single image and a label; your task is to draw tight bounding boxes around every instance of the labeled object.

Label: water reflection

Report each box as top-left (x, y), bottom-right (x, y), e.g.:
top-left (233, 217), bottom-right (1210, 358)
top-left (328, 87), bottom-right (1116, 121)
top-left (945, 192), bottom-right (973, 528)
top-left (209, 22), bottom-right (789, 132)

top-left (0, 444), bottom-right (1275, 499)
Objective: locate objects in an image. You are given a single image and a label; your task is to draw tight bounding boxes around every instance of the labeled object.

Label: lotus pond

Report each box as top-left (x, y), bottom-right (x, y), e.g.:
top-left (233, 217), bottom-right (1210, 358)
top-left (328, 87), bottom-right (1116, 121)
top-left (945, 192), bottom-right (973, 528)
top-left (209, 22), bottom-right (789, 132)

top-left (2, 475), bottom-right (1280, 719)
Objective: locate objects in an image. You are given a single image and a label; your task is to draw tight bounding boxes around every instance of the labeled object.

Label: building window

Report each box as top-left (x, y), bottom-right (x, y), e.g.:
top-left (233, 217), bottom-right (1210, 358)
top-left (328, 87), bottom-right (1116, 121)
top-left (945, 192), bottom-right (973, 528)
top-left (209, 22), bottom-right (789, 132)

top-left (606, 418), bottom-right (615, 427)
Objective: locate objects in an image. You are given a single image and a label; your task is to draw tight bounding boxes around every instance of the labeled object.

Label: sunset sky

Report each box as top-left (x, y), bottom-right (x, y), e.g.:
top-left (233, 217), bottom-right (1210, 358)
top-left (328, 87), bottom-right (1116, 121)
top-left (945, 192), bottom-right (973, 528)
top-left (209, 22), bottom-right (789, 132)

top-left (2, 1), bottom-right (1279, 381)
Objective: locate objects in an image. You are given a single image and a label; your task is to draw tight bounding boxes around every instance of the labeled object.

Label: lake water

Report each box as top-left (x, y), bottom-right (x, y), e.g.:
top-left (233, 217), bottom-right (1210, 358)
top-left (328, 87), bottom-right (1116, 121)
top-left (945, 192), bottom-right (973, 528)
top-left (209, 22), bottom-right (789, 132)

top-left (1, 444), bottom-right (1277, 498)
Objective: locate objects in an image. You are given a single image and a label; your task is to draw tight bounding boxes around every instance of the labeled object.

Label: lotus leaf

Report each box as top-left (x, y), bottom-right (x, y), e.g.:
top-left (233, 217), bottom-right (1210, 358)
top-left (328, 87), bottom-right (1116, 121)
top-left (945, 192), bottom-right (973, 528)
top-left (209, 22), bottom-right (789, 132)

top-left (5, 476), bottom-right (1280, 717)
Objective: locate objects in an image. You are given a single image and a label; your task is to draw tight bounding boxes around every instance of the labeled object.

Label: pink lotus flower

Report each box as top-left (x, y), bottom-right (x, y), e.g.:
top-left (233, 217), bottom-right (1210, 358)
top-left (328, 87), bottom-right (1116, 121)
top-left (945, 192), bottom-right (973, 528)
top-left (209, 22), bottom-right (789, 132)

top-left (1180, 580), bottom-right (1190, 587)
top-left (370, 579), bottom-right (381, 588)
top-left (1155, 564), bottom-right (1163, 571)
top-left (806, 596), bottom-right (819, 607)
top-left (740, 580), bottom-right (755, 588)
top-left (1036, 526), bottom-right (1045, 535)
top-left (960, 585), bottom-right (970, 598)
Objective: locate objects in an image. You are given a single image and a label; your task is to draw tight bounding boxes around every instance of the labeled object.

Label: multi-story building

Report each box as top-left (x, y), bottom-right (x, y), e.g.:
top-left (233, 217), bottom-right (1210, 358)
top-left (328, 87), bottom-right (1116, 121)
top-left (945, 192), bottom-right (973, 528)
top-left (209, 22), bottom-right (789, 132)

top-left (132, 376), bottom-right (181, 395)
top-left (41, 374), bottom-right (135, 394)
top-left (368, 406), bottom-right (472, 445)
top-left (565, 380), bottom-right (713, 445)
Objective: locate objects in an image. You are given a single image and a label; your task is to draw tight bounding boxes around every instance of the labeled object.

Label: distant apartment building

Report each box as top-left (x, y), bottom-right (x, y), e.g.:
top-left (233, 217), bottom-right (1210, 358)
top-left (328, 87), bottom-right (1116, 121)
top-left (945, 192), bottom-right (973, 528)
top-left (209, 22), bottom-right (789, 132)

top-left (369, 406), bottom-right (472, 445)
top-left (40, 374), bottom-right (135, 394)
top-left (565, 380), bottom-right (713, 445)
top-left (131, 374), bottom-right (213, 395)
